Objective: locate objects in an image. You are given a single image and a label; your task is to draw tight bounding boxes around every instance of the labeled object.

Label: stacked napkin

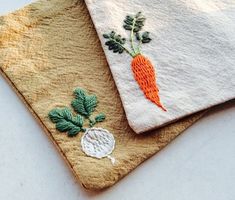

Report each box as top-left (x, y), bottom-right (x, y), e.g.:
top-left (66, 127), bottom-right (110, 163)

top-left (1, 0), bottom-right (234, 190)
top-left (85, 0), bottom-right (235, 133)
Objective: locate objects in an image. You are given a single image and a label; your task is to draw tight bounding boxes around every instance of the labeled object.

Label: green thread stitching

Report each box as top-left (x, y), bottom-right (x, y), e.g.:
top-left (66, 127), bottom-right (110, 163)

top-left (71, 88), bottom-right (106, 127)
top-left (48, 88), bottom-right (106, 137)
top-left (88, 113), bottom-right (106, 127)
top-left (71, 88), bottom-right (97, 118)
top-left (103, 12), bottom-right (151, 57)
top-left (48, 107), bottom-right (84, 137)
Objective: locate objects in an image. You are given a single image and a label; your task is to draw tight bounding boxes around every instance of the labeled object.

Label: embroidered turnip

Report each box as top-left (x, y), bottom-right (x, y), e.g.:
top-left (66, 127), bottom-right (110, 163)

top-left (48, 88), bottom-right (116, 164)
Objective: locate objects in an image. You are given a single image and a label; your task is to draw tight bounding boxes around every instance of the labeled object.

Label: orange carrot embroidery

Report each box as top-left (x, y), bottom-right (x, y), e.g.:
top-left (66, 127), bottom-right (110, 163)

top-left (103, 12), bottom-right (166, 111)
top-left (131, 54), bottom-right (166, 111)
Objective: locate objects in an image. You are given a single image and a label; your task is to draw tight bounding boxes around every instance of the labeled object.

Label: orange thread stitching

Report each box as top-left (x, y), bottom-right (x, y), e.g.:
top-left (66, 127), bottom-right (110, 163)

top-left (131, 55), bottom-right (166, 111)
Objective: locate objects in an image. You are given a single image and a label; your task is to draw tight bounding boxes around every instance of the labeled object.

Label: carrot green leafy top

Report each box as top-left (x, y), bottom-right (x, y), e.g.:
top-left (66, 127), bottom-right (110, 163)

top-left (103, 12), bottom-right (152, 57)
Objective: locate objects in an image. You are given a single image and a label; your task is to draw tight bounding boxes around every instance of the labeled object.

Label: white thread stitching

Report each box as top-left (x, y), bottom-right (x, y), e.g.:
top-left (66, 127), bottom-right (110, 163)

top-left (81, 128), bottom-right (116, 164)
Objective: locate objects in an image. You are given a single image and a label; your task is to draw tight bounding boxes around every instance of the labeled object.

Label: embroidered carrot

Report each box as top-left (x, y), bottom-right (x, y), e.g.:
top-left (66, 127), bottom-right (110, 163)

top-left (103, 12), bottom-right (166, 111)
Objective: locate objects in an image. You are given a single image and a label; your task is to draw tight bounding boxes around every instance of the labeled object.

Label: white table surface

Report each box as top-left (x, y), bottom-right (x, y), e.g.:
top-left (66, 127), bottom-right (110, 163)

top-left (0, 1), bottom-right (235, 200)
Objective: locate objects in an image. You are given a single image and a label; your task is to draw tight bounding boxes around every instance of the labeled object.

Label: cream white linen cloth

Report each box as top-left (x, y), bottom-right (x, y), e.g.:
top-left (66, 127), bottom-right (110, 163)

top-left (85, 0), bottom-right (235, 133)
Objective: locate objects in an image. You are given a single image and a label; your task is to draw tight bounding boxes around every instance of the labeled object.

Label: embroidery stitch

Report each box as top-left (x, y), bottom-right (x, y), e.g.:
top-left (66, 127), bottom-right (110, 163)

top-left (81, 128), bottom-right (116, 164)
top-left (48, 88), bottom-right (106, 137)
top-left (71, 88), bottom-right (106, 127)
top-left (48, 88), bottom-right (116, 164)
top-left (48, 107), bottom-right (85, 137)
top-left (103, 12), bottom-right (166, 111)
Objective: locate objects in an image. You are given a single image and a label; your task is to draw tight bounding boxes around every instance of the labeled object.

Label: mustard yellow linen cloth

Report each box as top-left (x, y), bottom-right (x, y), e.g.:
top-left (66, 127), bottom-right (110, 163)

top-left (0, 0), bottom-right (203, 190)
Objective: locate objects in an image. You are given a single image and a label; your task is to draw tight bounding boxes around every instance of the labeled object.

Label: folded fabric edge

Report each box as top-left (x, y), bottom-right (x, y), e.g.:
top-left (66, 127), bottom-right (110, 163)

top-left (0, 55), bottom-right (85, 189)
top-left (0, 58), bottom-right (205, 190)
